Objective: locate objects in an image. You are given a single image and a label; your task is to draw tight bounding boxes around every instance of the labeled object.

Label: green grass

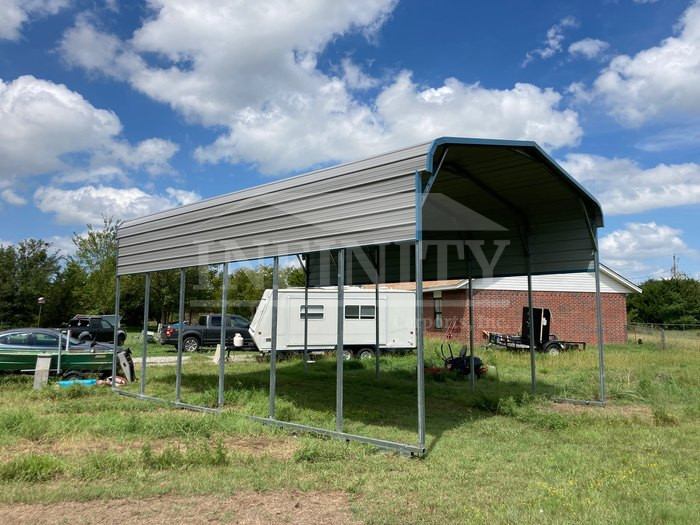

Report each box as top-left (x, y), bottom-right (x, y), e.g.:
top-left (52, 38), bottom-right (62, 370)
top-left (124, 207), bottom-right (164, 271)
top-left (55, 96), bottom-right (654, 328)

top-left (1, 337), bottom-right (699, 523)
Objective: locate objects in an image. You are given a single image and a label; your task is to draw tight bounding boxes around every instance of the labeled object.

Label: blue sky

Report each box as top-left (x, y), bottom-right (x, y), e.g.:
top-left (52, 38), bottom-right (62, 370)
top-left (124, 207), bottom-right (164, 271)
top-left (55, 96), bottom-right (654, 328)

top-left (1, 0), bottom-right (699, 282)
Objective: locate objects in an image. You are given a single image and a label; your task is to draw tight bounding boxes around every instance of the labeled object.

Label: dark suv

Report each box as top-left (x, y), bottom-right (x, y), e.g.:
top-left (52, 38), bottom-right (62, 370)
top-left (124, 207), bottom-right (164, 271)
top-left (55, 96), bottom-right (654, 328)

top-left (68, 315), bottom-right (127, 345)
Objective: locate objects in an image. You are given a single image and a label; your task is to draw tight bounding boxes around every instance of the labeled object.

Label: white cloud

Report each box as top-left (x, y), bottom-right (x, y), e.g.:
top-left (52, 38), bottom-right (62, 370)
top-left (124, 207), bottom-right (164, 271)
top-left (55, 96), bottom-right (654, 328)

top-left (523, 16), bottom-right (578, 66)
top-left (0, 188), bottom-right (27, 205)
top-left (60, 1), bottom-right (582, 175)
top-left (48, 233), bottom-right (79, 257)
top-left (0, 0), bottom-right (70, 41)
top-left (586, 1), bottom-right (700, 126)
top-left (635, 124), bottom-right (700, 152)
top-left (0, 75), bottom-right (178, 186)
top-left (560, 153), bottom-right (700, 215)
top-left (600, 222), bottom-right (692, 276)
top-left (33, 185), bottom-right (201, 225)
top-left (568, 38), bottom-right (609, 60)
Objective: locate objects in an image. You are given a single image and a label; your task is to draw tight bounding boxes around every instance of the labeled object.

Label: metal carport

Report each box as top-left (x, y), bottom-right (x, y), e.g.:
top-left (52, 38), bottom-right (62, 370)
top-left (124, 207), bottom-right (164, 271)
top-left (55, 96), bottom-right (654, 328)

top-left (112, 137), bottom-right (605, 456)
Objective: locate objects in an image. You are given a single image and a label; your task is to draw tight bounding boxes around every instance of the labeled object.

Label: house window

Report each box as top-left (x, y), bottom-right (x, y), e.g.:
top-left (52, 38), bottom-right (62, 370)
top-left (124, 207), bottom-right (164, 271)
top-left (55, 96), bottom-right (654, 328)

top-left (300, 305), bottom-right (324, 320)
top-left (344, 305), bottom-right (375, 320)
top-left (433, 291), bottom-right (443, 329)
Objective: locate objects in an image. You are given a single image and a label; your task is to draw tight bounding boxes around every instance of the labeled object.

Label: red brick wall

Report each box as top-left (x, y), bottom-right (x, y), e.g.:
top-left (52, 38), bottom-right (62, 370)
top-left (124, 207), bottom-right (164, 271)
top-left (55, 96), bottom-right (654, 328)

top-left (423, 289), bottom-right (628, 344)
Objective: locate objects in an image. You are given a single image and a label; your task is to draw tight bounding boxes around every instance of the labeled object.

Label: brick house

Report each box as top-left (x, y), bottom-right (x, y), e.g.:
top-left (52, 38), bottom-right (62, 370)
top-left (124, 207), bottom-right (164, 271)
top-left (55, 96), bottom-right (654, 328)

top-left (384, 265), bottom-right (640, 344)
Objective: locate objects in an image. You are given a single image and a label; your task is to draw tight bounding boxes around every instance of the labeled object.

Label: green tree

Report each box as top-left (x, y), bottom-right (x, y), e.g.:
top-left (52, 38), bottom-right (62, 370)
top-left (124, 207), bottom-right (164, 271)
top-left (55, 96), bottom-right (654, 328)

top-left (70, 217), bottom-right (120, 315)
top-left (0, 240), bottom-right (61, 327)
top-left (627, 276), bottom-right (700, 326)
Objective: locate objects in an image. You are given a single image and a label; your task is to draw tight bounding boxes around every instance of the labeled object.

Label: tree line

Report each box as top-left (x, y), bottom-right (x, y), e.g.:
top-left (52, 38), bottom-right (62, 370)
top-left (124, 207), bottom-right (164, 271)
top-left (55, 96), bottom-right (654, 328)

top-left (0, 218), bottom-right (304, 329)
top-left (627, 274), bottom-right (700, 327)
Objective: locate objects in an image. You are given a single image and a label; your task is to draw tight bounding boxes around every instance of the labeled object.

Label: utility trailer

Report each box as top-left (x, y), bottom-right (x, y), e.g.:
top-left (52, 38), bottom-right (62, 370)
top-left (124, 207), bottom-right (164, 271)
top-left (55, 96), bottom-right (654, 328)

top-left (484, 307), bottom-right (586, 355)
top-left (249, 287), bottom-right (416, 359)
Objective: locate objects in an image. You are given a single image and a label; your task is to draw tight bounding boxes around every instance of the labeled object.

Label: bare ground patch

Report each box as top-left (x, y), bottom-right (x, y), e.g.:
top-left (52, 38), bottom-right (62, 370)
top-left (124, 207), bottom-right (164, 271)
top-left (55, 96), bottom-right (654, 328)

top-left (546, 402), bottom-right (653, 421)
top-left (0, 491), bottom-right (361, 525)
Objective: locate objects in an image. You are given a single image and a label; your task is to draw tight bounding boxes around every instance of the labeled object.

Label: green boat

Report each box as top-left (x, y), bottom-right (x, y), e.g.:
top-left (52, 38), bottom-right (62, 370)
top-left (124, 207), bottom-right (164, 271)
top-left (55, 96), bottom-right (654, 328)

top-left (0, 328), bottom-right (133, 379)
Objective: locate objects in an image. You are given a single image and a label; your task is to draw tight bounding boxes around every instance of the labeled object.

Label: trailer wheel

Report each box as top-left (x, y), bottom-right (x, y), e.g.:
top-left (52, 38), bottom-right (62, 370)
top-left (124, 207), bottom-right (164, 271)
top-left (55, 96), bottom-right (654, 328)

top-left (62, 370), bottom-right (82, 380)
top-left (357, 348), bottom-right (375, 360)
top-left (342, 349), bottom-right (353, 361)
top-left (545, 342), bottom-right (563, 356)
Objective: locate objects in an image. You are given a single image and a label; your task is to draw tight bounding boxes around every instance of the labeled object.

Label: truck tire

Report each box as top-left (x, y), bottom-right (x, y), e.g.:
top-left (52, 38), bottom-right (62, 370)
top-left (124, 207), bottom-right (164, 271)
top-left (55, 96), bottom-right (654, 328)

top-left (357, 348), bottom-right (375, 360)
top-left (342, 349), bottom-right (353, 361)
top-left (183, 336), bottom-right (200, 352)
top-left (78, 332), bottom-right (92, 344)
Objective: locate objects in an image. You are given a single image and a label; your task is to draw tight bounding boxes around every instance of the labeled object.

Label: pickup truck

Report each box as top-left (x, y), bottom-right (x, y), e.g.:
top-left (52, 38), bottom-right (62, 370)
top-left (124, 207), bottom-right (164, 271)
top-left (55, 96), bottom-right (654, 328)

top-left (68, 314), bottom-right (127, 345)
top-left (158, 314), bottom-right (256, 352)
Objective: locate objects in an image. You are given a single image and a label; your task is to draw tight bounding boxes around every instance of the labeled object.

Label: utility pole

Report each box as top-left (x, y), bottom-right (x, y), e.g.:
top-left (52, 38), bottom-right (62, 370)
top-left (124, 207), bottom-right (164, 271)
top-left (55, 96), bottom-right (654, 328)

top-left (672, 254), bottom-right (678, 278)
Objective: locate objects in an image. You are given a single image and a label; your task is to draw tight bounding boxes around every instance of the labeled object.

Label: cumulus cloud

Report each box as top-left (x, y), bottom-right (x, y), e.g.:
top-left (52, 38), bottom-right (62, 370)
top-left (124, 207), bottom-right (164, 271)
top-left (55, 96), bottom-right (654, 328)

top-left (0, 75), bottom-right (179, 186)
top-left (584, 1), bottom-right (700, 126)
top-left (0, 189), bottom-right (27, 206)
top-left (33, 185), bottom-right (201, 225)
top-left (568, 38), bottom-right (609, 60)
top-left (600, 222), bottom-right (692, 276)
top-left (523, 16), bottom-right (578, 66)
top-left (0, 0), bottom-right (70, 41)
top-left (560, 153), bottom-right (700, 215)
top-left (60, 1), bottom-right (582, 175)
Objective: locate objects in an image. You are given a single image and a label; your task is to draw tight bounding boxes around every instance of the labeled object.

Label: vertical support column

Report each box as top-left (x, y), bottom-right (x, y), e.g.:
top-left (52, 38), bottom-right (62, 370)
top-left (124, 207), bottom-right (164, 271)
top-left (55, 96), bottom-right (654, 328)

top-left (468, 258), bottom-right (475, 391)
top-left (415, 169), bottom-right (426, 451)
top-left (416, 240), bottom-right (426, 450)
top-left (111, 276), bottom-right (121, 388)
top-left (526, 252), bottom-right (536, 394)
top-left (594, 234), bottom-right (606, 404)
top-left (140, 272), bottom-right (150, 395)
top-left (269, 257), bottom-right (280, 418)
top-left (336, 249), bottom-right (345, 433)
top-left (175, 269), bottom-right (185, 403)
top-left (56, 328), bottom-right (62, 376)
top-left (375, 246), bottom-right (381, 378)
top-left (218, 263), bottom-right (229, 408)
top-left (303, 255), bottom-right (309, 372)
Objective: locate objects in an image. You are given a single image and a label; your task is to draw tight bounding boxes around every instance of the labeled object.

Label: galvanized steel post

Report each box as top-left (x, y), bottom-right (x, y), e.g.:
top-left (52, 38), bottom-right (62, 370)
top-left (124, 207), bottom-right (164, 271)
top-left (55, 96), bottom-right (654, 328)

top-left (303, 255), bottom-right (309, 372)
top-left (594, 234), bottom-right (606, 403)
top-left (218, 263), bottom-right (229, 408)
top-left (175, 269), bottom-right (185, 403)
top-left (336, 249), bottom-right (345, 433)
top-left (527, 252), bottom-right (536, 394)
top-left (415, 170), bottom-right (426, 451)
top-left (140, 272), bottom-right (150, 395)
top-left (375, 246), bottom-right (381, 378)
top-left (269, 257), bottom-right (279, 418)
top-left (111, 276), bottom-right (120, 387)
top-left (468, 258), bottom-right (475, 391)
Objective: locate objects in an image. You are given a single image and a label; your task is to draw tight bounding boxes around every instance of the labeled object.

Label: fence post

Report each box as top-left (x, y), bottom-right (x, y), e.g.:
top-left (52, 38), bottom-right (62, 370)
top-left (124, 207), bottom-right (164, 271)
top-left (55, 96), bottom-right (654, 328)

top-left (660, 328), bottom-right (666, 352)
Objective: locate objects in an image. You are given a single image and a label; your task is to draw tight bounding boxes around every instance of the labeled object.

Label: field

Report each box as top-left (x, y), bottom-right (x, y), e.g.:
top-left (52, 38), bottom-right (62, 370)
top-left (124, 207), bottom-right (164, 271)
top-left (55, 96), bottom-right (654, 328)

top-left (1, 335), bottom-right (699, 524)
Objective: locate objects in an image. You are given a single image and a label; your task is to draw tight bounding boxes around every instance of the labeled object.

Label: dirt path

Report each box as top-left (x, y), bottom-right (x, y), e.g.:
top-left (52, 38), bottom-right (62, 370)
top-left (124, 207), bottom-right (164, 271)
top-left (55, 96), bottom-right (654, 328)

top-left (0, 491), bottom-right (363, 524)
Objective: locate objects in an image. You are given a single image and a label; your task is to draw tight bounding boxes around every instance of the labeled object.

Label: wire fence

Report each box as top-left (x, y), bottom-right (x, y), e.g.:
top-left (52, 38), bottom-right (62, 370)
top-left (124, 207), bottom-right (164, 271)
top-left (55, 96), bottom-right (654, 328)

top-left (628, 323), bottom-right (700, 351)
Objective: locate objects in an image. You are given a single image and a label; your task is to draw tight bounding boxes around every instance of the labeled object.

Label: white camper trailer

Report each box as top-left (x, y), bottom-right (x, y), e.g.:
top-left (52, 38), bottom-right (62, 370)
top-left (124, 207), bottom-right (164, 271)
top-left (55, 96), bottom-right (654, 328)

top-left (249, 287), bottom-right (416, 359)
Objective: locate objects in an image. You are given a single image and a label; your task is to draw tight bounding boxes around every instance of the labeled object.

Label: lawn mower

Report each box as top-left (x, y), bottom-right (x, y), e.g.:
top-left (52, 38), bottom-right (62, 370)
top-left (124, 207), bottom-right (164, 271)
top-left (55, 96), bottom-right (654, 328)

top-left (425, 343), bottom-right (488, 378)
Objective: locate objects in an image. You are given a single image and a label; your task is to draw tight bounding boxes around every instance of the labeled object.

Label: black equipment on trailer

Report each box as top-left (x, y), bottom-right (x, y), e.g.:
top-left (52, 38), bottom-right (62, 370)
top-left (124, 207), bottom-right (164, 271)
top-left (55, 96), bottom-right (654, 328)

top-left (485, 307), bottom-right (586, 355)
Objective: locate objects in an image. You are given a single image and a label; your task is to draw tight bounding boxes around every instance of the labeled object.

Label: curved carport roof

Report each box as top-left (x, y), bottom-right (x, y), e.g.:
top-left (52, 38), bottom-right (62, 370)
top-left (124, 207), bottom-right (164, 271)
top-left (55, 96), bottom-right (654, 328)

top-left (117, 137), bottom-right (603, 282)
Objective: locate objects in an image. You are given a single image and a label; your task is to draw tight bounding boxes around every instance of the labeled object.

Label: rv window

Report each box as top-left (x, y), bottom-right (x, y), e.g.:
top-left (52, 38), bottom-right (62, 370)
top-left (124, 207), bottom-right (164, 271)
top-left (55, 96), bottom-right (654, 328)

top-left (360, 305), bottom-right (375, 319)
top-left (344, 305), bottom-right (359, 319)
top-left (300, 305), bottom-right (324, 320)
top-left (344, 305), bottom-right (376, 320)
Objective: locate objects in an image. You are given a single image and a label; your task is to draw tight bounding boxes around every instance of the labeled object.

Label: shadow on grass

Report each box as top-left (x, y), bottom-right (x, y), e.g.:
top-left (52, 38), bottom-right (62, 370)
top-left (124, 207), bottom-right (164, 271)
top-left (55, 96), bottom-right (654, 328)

top-left (138, 355), bottom-right (575, 453)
